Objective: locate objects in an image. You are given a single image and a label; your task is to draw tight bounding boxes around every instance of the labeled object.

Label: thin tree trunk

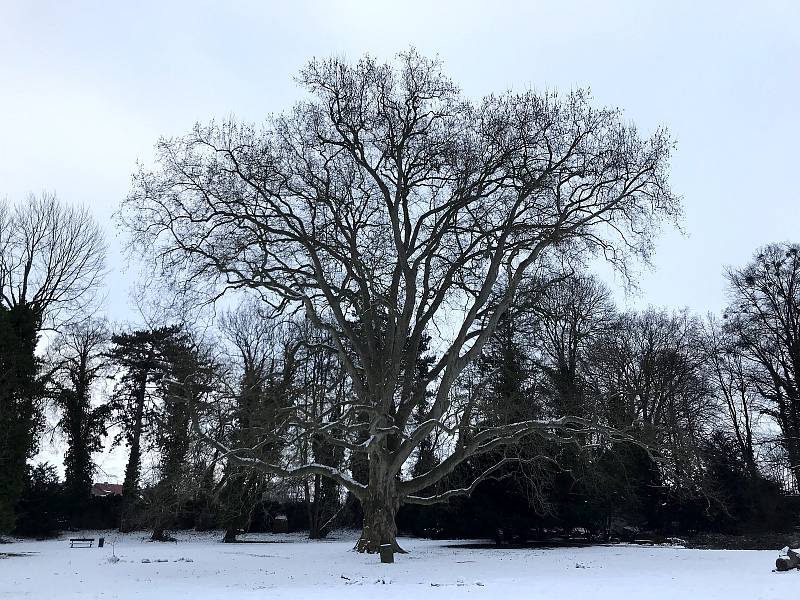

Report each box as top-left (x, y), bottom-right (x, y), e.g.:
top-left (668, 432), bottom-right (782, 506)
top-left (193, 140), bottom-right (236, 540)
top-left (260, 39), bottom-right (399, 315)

top-left (120, 373), bottom-right (147, 533)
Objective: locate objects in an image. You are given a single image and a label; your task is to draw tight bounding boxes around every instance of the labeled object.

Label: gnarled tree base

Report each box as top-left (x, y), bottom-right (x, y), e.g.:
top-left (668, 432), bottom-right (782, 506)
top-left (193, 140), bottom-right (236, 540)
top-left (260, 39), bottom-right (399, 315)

top-left (354, 501), bottom-right (407, 554)
top-left (150, 527), bottom-right (176, 542)
top-left (354, 536), bottom-right (408, 554)
top-left (222, 528), bottom-right (239, 543)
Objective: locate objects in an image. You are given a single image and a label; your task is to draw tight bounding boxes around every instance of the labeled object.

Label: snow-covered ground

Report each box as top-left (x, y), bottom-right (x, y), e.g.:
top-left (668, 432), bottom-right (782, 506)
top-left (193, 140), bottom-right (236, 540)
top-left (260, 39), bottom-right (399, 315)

top-left (0, 530), bottom-right (794, 599)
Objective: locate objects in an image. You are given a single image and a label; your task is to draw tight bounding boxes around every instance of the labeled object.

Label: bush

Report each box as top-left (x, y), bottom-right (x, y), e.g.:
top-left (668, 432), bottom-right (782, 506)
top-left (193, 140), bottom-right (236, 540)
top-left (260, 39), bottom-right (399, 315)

top-left (13, 463), bottom-right (63, 538)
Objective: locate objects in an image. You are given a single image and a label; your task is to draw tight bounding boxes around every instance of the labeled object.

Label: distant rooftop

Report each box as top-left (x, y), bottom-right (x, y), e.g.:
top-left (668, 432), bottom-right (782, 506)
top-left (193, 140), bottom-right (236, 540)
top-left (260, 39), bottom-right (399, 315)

top-left (91, 482), bottom-right (123, 497)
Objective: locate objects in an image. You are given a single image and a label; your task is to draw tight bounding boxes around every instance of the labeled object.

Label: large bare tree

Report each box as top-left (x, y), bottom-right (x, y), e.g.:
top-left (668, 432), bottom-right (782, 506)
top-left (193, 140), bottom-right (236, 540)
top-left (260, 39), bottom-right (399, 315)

top-left (121, 51), bottom-right (679, 552)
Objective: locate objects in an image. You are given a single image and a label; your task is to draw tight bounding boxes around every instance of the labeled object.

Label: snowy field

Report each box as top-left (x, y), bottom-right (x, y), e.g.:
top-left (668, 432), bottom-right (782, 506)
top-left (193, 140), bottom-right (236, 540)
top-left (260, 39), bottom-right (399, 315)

top-left (0, 531), bottom-right (794, 599)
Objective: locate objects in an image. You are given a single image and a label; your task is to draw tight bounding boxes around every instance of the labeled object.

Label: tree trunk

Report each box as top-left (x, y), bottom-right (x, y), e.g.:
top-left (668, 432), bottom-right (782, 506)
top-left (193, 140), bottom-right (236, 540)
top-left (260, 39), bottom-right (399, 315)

top-left (150, 525), bottom-right (167, 541)
top-left (120, 373), bottom-right (147, 533)
top-left (120, 431), bottom-right (142, 532)
top-left (222, 526), bottom-right (239, 543)
top-left (354, 458), bottom-right (405, 554)
top-left (356, 494), bottom-right (402, 553)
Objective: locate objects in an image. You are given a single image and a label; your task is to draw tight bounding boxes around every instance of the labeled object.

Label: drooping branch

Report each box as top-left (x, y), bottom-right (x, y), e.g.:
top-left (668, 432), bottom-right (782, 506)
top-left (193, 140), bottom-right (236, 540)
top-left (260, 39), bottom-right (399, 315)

top-left (187, 394), bottom-right (367, 498)
top-left (399, 415), bottom-right (652, 497)
top-left (404, 457), bottom-right (517, 506)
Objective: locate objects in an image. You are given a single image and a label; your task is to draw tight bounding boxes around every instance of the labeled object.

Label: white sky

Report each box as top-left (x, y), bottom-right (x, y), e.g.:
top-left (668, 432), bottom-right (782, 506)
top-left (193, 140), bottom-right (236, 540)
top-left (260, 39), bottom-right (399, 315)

top-left (2, 0), bottom-right (798, 478)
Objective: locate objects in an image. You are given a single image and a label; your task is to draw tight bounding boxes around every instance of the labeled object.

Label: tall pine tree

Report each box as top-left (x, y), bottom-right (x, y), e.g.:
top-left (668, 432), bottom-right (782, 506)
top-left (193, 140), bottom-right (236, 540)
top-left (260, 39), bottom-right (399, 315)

top-left (108, 326), bottom-right (183, 532)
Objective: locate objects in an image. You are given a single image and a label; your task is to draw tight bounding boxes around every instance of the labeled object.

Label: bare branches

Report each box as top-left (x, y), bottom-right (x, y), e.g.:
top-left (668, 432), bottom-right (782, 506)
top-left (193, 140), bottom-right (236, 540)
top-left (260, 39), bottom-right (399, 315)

top-left (190, 399), bottom-right (367, 497)
top-left (404, 457), bottom-right (516, 505)
top-left (723, 243), bottom-right (800, 487)
top-left (0, 192), bottom-right (106, 328)
top-left (119, 50), bottom-right (680, 540)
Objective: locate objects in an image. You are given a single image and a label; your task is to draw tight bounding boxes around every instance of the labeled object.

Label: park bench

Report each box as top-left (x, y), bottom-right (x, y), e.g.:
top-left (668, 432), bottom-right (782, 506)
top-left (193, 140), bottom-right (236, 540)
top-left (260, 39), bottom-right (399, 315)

top-left (69, 538), bottom-right (95, 548)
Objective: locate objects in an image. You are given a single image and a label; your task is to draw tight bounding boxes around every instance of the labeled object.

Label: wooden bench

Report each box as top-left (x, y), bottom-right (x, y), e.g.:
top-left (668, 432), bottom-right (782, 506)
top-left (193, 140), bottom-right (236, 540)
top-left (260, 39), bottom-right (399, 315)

top-left (69, 538), bottom-right (95, 548)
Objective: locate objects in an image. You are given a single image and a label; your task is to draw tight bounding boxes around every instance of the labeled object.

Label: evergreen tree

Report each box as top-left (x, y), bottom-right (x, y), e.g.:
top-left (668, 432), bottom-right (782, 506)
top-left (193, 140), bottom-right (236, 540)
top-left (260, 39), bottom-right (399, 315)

top-left (108, 326), bottom-right (183, 532)
top-left (149, 331), bottom-right (214, 541)
top-left (49, 319), bottom-right (111, 520)
top-left (480, 310), bottom-right (532, 425)
top-left (12, 463), bottom-right (62, 538)
top-left (0, 305), bottom-right (44, 533)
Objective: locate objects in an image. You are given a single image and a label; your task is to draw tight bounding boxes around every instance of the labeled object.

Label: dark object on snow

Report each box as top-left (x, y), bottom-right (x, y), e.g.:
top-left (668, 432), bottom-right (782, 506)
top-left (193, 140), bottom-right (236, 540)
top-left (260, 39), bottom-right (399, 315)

top-left (98, 537), bottom-right (104, 548)
top-left (69, 538), bottom-right (95, 548)
top-left (379, 544), bottom-right (394, 564)
top-left (610, 524), bottom-right (640, 543)
top-left (776, 557), bottom-right (792, 571)
top-left (272, 514), bottom-right (288, 534)
top-left (775, 548), bottom-right (800, 571)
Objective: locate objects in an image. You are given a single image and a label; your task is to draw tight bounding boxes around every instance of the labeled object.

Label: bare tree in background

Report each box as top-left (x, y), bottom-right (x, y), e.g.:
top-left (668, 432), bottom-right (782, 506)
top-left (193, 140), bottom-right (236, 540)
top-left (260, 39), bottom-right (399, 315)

top-left (120, 51), bottom-right (679, 552)
top-left (215, 302), bottom-right (296, 542)
top-left (703, 315), bottom-right (760, 478)
top-left (586, 310), bottom-right (713, 484)
top-left (724, 243), bottom-right (800, 490)
top-left (0, 193), bottom-right (106, 326)
top-left (0, 193), bottom-right (105, 532)
top-left (530, 273), bottom-right (616, 420)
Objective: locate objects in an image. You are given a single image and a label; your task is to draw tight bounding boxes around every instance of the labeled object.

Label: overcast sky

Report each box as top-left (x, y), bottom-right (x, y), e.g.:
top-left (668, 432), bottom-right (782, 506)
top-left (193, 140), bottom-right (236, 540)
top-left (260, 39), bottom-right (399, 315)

top-left (2, 0), bottom-right (798, 478)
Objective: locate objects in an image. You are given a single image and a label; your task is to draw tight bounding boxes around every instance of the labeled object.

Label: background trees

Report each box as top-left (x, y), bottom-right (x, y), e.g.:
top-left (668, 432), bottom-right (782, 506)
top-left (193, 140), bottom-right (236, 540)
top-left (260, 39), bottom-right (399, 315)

top-left (108, 326), bottom-right (184, 532)
top-left (583, 310), bottom-right (713, 529)
top-left (723, 243), bottom-right (800, 491)
top-left (120, 50), bottom-right (679, 552)
top-left (48, 318), bottom-right (112, 521)
top-left (703, 316), bottom-right (760, 478)
top-left (0, 193), bottom-right (105, 533)
top-left (1, 55), bottom-right (796, 551)
top-left (291, 321), bottom-right (348, 539)
top-left (214, 304), bottom-right (294, 542)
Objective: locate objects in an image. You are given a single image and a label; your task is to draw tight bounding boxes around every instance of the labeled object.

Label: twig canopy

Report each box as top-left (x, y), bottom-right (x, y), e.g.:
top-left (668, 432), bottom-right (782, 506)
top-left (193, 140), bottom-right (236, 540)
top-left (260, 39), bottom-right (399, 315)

top-left (121, 50), bottom-right (680, 551)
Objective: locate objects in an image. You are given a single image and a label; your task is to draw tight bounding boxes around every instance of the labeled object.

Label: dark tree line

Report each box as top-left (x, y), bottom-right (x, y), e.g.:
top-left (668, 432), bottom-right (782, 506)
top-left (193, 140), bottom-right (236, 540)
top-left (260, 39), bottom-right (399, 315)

top-left (4, 220), bottom-right (798, 544)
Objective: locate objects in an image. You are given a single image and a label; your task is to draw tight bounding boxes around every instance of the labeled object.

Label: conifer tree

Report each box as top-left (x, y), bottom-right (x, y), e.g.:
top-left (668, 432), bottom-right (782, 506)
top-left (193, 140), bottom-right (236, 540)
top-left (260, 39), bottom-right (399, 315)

top-left (108, 326), bottom-right (183, 532)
